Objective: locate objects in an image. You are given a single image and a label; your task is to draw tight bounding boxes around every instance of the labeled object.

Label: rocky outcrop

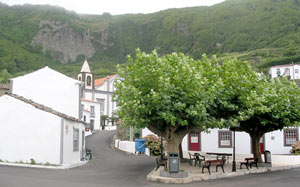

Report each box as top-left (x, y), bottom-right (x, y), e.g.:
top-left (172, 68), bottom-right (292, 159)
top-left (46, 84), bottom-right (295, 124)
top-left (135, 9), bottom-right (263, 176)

top-left (174, 19), bottom-right (189, 37)
top-left (32, 20), bottom-right (95, 64)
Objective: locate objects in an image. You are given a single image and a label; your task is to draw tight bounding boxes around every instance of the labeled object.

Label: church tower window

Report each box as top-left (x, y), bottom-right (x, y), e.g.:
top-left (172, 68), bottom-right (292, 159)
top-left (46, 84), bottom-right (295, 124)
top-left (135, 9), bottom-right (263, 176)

top-left (87, 76), bottom-right (91, 86)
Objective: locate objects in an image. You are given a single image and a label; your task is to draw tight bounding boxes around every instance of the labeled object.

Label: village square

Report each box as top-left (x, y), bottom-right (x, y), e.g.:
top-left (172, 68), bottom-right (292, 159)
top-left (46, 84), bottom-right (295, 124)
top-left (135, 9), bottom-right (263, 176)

top-left (0, 53), bottom-right (300, 186)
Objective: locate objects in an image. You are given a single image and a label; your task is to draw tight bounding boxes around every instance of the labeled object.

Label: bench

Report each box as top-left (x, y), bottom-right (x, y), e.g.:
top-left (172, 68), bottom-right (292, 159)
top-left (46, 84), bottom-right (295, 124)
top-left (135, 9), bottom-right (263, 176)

top-left (156, 157), bottom-right (167, 171)
top-left (240, 158), bottom-right (258, 170)
top-left (202, 159), bottom-right (226, 175)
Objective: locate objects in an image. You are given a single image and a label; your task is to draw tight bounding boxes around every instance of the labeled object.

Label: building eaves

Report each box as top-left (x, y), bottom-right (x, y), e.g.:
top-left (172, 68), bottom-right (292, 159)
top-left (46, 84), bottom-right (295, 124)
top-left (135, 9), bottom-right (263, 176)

top-left (5, 93), bottom-right (87, 125)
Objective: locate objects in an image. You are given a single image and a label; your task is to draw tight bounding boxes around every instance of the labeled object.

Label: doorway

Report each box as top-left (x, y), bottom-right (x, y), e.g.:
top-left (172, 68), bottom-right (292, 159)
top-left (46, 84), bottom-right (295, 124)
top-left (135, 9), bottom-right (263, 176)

top-left (189, 133), bottom-right (200, 151)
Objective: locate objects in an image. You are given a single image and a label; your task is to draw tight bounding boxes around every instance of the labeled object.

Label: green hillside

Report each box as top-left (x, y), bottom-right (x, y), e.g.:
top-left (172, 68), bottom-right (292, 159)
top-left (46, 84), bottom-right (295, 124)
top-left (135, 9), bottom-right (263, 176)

top-left (1, 0), bottom-right (300, 81)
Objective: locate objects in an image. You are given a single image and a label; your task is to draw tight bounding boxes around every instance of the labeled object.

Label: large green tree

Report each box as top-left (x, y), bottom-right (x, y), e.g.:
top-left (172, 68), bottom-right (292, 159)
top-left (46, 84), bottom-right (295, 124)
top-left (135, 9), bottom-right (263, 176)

top-left (114, 50), bottom-right (223, 156)
top-left (215, 60), bottom-right (300, 162)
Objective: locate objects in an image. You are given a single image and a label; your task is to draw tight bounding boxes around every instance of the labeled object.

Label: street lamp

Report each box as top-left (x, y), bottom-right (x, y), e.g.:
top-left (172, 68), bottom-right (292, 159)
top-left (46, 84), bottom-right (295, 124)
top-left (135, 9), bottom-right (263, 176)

top-left (232, 123), bottom-right (240, 172)
top-left (160, 136), bottom-right (164, 160)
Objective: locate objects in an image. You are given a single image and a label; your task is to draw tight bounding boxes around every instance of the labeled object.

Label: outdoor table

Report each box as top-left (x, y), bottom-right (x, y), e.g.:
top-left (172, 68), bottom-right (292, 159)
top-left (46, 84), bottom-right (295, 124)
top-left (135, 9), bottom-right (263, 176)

top-left (206, 152), bottom-right (232, 163)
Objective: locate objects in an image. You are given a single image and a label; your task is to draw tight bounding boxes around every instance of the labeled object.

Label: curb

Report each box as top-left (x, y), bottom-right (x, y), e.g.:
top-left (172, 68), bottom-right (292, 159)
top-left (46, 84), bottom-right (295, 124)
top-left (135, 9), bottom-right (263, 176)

top-left (146, 164), bottom-right (300, 184)
top-left (0, 160), bottom-right (88, 170)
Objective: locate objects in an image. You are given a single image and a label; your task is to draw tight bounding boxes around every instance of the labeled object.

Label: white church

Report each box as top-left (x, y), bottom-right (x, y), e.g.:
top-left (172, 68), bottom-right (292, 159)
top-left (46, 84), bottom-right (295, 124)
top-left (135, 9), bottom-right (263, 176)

top-left (78, 59), bottom-right (119, 131)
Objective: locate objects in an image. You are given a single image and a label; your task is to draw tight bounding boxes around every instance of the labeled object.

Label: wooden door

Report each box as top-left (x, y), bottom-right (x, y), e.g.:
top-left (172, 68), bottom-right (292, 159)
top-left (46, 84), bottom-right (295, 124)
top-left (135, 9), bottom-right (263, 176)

top-left (259, 136), bottom-right (264, 154)
top-left (189, 133), bottom-right (200, 151)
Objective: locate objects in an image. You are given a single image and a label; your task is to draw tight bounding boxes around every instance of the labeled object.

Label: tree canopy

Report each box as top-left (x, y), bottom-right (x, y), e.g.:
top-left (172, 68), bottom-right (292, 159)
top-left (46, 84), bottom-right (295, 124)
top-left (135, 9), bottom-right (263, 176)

top-left (215, 59), bottom-right (300, 161)
top-left (114, 50), bottom-right (223, 154)
top-left (114, 49), bottom-right (300, 164)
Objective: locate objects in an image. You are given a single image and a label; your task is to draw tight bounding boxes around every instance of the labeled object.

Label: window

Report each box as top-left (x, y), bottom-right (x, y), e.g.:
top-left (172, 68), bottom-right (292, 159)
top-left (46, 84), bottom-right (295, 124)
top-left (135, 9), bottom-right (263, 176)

top-left (80, 104), bottom-right (84, 118)
top-left (295, 69), bottom-right (299, 74)
top-left (219, 131), bottom-right (232, 148)
top-left (276, 68), bottom-right (281, 76)
top-left (73, 129), bottom-right (79, 152)
top-left (90, 106), bottom-right (95, 117)
top-left (78, 76), bottom-right (82, 81)
top-left (87, 76), bottom-right (91, 86)
top-left (284, 129), bottom-right (298, 146)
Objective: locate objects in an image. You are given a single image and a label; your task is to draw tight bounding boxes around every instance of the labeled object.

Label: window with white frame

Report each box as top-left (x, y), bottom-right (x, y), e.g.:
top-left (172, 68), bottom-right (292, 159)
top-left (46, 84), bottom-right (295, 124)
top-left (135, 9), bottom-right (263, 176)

top-left (295, 69), bottom-right (299, 74)
top-left (276, 68), bottom-right (281, 76)
top-left (284, 129), bottom-right (298, 146)
top-left (90, 106), bottom-right (95, 117)
top-left (73, 129), bottom-right (79, 152)
top-left (219, 131), bottom-right (232, 148)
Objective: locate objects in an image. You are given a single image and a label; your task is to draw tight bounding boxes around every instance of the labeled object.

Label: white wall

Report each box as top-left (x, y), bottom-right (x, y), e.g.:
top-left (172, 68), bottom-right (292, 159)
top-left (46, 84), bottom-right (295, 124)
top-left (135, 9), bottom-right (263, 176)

top-left (264, 129), bottom-right (298, 154)
top-left (62, 119), bottom-right (85, 164)
top-left (11, 67), bottom-right (81, 118)
top-left (81, 100), bottom-right (101, 130)
top-left (0, 95), bottom-right (61, 165)
top-left (118, 141), bottom-right (135, 154)
top-left (143, 127), bottom-right (298, 155)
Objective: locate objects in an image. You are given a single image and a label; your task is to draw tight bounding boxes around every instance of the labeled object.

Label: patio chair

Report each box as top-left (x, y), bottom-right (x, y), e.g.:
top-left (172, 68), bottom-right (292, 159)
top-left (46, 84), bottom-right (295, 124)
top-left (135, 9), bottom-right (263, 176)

top-left (194, 153), bottom-right (205, 167)
top-left (188, 152), bottom-right (196, 166)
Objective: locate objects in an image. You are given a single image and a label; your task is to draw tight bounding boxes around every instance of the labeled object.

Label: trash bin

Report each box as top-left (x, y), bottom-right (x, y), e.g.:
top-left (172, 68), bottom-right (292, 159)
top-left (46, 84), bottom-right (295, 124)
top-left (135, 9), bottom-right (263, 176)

top-left (135, 139), bottom-right (146, 154)
top-left (264, 150), bottom-right (271, 164)
top-left (169, 153), bottom-right (179, 173)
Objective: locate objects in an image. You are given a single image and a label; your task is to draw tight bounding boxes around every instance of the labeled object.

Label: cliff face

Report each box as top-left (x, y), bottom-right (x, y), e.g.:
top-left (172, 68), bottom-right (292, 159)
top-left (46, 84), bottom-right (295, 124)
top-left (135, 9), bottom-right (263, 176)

top-left (31, 20), bottom-right (95, 64)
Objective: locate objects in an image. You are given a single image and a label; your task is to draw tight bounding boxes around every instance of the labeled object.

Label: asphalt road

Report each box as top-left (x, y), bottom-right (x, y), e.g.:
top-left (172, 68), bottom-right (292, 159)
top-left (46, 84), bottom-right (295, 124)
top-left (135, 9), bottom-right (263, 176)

top-left (0, 130), bottom-right (300, 187)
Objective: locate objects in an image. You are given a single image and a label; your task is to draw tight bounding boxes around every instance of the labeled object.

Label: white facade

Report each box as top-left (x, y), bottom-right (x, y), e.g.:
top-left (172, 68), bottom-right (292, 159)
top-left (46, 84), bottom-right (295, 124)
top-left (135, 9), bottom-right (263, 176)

top-left (11, 66), bottom-right (82, 118)
top-left (78, 60), bottom-right (119, 129)
top-left (269, 64), bottom-right (300, 80)
top-left (81, 99), bottom-right (101, 131)
top-left (0, 94), bottom-right (86, 165)
top-left (142, 128), bottom-right (299, 155)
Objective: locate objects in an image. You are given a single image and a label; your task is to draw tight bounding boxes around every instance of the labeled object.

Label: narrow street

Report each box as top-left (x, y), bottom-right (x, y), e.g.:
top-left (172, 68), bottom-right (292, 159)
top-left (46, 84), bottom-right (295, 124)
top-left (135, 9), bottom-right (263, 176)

top-left (0, 130), bottom-right (299, 187)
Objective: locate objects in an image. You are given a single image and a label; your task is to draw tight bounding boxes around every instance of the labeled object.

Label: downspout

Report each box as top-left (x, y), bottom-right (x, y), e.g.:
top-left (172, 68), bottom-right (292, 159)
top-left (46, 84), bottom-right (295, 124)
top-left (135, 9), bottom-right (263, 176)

top-left (9, 79), bottom-right (13, 93)
top-left (60, 118), bottom-right (64, 165)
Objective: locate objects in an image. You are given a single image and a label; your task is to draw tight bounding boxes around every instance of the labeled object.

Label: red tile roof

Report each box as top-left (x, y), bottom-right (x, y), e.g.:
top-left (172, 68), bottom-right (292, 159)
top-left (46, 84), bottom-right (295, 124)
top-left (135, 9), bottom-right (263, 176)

top-left (94, 74), bottom-right (118, 87)
top-left (81, 98), bottom-right (98, 103)
top-left (271, 64), bottom-right (300, 68)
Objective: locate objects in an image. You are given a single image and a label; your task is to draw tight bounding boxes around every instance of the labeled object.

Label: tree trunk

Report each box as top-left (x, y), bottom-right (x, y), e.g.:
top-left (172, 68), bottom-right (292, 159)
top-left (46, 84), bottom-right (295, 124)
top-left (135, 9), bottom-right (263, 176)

top-left (165, 138), bottom-right (181, 154)
top-left (179, 142), bottom-right (183, 160)
top-left (251, 134), bottom-right (263, 163)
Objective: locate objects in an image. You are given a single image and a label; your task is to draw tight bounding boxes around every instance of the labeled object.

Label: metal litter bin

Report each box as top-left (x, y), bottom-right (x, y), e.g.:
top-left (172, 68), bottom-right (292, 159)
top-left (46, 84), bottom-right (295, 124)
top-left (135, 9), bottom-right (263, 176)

top-left (264, 150), bottom-right (271, 164)
top-left (169, 153), bottom-right (179, 173)
top-left (135, 139), bottom-right (146, 154)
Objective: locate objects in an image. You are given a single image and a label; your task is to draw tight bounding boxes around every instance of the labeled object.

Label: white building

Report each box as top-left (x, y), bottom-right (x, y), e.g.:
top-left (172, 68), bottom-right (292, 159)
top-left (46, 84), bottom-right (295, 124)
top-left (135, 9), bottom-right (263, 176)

top-left (269, 64), bottom-right (300, 80)
top-left (10, 66), bottom-right (82, 118)
top-left (0, 93), bottom-right (86, 165)
top-left (142, 127), bottom-right (299, 155)
top-left (78, 59), bottom-right (118, 130)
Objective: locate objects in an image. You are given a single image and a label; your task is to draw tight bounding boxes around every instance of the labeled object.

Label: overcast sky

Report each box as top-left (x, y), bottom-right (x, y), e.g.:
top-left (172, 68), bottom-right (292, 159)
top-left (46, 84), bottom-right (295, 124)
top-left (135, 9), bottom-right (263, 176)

top-left (0, 0), bottom-right (226, 15)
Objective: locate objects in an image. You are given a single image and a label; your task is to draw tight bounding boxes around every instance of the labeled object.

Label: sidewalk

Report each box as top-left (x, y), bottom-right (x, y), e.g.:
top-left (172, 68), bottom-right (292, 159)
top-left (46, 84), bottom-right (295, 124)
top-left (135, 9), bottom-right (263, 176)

top-left (0, 160), bottom-right (88, 169)
top-left (147, 154), bottom-right (300, 184)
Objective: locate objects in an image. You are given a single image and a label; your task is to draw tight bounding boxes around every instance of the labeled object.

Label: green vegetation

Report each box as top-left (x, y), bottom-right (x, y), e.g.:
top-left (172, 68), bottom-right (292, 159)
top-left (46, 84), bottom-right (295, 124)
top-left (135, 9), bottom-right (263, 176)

top-left (114, 50), bottom-right (224, 162)
top-left (115, 50), bottom-right (300, 165)
top-left (2, 0), bottom-right (300, 80)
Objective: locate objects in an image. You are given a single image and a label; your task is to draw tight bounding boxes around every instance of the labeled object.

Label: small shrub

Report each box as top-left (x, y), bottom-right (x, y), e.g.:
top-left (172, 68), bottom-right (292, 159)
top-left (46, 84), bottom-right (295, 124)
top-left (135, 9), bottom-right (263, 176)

top-left (144, 134), bottom-right (163, 156)
top-left (0, 159), bottom-right (2, 162)
top-left (290, 141), bottom-right (300, 155)
top-left (30, 158), bottom-right (36, 165)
